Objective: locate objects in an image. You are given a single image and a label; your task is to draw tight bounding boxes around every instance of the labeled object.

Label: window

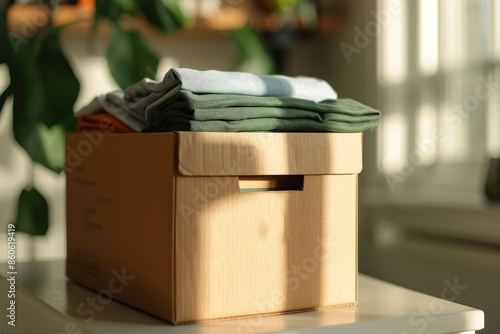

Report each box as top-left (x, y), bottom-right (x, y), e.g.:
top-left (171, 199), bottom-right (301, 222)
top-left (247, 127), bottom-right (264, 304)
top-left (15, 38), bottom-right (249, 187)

top-left (377, 0), bottom-right (500, 195)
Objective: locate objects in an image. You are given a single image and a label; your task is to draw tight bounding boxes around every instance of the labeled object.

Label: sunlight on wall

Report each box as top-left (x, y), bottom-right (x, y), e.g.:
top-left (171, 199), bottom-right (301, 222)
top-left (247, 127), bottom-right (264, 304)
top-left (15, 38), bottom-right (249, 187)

top-left (439, 99), bottom-right (469, 162)
top-left (487, 70), bottom-right (500, 158)
top-left (488, 3), bottom-right (500, 158)
top-left (377, 0), bottom-right (407, 85)
top-left (416, 103), bottom-right (438, 166)
top-left (377, 0), bottom-right (500, 173)
top-left (440, 0), bottom-right (465, 70)
top-left (71, 56), bottom-right (120, 111)
top-left (493, 1), bottom-right (500, 59)
top-left (418, 0), bottom-right (438, 76)
top-left (379, 112), bottom-right (407, 173)
top-left (0, 65), bottom-right (8, 93)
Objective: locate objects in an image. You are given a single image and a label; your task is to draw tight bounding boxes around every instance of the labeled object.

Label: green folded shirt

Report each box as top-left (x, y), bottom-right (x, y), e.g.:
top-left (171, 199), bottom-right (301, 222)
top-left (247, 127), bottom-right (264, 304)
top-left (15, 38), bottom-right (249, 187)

top-left (153, 118), bottom-right (380, 132)
top-left (142, 90), bottom-right (381, 133)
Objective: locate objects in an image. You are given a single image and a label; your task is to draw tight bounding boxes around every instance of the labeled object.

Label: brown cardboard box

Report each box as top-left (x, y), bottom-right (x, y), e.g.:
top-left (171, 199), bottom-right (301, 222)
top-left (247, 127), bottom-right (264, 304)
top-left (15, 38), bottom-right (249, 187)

top-left (65, 132), bottom-right (361, 324)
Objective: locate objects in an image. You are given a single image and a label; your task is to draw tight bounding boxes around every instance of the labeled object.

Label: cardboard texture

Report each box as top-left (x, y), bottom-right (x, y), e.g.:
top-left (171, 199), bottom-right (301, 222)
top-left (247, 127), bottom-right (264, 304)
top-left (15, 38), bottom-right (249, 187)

top-left (66, 132), bottom-right (361, 324)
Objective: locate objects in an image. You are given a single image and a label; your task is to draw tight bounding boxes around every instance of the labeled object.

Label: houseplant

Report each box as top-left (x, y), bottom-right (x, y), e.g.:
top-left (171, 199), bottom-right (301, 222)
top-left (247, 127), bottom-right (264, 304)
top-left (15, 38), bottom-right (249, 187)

top-left (0, 0), bottom-right (189, 235)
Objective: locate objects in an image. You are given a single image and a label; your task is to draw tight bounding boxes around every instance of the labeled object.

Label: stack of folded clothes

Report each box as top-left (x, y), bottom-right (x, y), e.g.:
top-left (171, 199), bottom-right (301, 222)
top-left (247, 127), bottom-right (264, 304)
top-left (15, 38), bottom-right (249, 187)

top-left (75, 68), bottom-right (381, 133)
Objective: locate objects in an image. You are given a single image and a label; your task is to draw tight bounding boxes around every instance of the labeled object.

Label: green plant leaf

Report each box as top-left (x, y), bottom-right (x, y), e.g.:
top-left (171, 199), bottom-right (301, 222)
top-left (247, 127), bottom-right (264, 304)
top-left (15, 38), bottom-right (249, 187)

top-left (106, 25), bottom-right (159, 89)
top-left (95, 0), bottom-right (138, 21)
top-left (9, 30), bottom-right (77, 173)
top-left (13, 122), bottom-right (66, 173)
top-left (95, 0), bottom-right (119, 20)
top-left (113, 0), bottom-right (139, 13)
top-left (232, 26), bottom-right (275, 74)
top-left (0, 12), bottom-right (8, 64)
top-left (36, 123), bottom-right (66, 173)
top-left (15, 187), bottom-right (49, 236)
top-left (37, 31), bottom-right (80, 128)
top-left (274, 0), bottom-right (300, 13)
top-left (141, 0), bottom-right (187, 32)
top-left (10, 41), bottom-right (50, 126)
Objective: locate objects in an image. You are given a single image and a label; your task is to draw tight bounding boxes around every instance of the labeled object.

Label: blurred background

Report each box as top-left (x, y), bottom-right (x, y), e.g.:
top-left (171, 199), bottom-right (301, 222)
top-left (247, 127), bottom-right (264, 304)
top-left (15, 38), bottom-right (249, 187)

top-left (0, 0), bottom-right (499, 332)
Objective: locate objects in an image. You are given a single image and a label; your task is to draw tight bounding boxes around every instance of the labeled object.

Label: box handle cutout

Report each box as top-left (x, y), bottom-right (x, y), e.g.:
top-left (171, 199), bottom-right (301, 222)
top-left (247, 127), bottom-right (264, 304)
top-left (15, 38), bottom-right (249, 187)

top-left (238, 175), bottom-right (304, 193)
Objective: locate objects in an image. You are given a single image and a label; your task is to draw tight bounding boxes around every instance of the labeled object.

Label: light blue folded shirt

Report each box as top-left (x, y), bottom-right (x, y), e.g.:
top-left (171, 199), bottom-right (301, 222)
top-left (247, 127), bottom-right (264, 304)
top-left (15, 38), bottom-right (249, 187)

top-left (170, 68), bottom-right (337, 101)
top-left (124, 68), bottom-right (338, 117)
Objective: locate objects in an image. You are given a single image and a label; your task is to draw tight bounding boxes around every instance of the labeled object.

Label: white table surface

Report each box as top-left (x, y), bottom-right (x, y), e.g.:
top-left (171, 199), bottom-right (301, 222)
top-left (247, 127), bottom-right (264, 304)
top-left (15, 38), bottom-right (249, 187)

top-left (0, 260), bottom-right (484, 334)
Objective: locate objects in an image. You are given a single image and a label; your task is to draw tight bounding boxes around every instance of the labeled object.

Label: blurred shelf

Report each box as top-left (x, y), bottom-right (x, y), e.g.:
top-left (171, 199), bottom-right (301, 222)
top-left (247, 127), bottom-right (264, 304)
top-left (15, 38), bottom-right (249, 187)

top-left (6, 3), bottom-right (344, 39)
top-left (7, 4), bottom-right (95, 37)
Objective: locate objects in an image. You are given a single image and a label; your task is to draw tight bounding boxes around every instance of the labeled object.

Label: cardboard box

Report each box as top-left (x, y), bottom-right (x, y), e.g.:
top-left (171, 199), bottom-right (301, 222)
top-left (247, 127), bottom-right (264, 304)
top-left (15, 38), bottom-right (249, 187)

top-left (65, 132), bottom-right (361, 324)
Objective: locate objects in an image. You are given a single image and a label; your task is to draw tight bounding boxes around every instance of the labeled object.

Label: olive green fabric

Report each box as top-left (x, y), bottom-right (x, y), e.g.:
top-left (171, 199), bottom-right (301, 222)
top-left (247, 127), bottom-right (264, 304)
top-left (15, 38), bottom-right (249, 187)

top-left (142, 90), bottom-right (380, 133)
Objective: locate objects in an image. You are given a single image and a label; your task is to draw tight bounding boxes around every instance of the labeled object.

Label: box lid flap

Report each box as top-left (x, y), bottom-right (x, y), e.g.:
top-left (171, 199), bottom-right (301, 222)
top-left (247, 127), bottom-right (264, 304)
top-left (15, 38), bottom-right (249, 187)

top-left (177, 132), bottom-right (362, 176)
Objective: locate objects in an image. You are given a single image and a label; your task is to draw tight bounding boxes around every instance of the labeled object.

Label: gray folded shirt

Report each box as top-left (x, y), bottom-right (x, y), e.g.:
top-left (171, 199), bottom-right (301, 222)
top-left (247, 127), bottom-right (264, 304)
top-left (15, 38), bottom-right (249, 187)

top-left (74, 91), bottom-right (146, 132)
